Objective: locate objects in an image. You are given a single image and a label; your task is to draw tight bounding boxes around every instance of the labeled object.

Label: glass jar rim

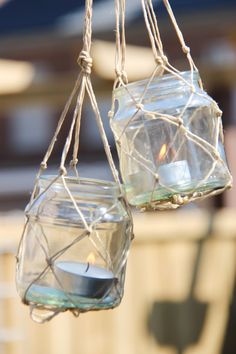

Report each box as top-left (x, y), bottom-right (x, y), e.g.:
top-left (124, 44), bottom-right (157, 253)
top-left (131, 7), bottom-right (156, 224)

top-left (114, 70), bottom-right (200, 98)
top-left (39, 175), bottom-right (123, 198)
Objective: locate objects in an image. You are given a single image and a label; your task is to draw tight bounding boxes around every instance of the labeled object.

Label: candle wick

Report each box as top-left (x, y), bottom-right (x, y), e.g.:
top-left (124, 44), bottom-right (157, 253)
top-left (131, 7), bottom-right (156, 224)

top-left (85, 262), bottom-right (90, 272)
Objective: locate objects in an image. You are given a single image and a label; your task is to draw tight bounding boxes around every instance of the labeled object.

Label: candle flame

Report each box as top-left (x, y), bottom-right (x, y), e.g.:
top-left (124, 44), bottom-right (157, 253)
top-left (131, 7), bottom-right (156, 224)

top-left (158, 144), bottom-right (167, 161)
top-left (86, 252), bottom-right (96, 265)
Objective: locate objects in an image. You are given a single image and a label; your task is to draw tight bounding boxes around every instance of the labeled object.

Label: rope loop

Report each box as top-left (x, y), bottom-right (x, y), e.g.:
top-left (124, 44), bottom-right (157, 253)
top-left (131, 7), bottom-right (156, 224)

top-left (77, 50), bottom-right (93, 75)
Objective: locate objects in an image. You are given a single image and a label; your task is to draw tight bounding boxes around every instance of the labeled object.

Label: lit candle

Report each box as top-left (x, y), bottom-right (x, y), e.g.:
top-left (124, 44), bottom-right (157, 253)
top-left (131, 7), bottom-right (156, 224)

top-left (158, 160), bottom-right (191, 186)
top-left (54, 260), bottom-right (115, 298)
top-left (157, 144), bottom-right (191, 186)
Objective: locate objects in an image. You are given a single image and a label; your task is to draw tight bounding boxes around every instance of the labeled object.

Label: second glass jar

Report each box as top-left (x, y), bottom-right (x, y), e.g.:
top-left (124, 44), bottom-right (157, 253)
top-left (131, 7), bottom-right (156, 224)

top-left (110, 71), bottom-right (232, 209)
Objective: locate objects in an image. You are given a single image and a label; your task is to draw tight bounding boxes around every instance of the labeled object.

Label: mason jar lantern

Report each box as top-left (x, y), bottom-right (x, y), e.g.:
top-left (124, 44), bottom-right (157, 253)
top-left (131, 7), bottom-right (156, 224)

top-left (110, 71), bottom-right (232, 210)
top-left (16, 176), bottom-right (132, 321)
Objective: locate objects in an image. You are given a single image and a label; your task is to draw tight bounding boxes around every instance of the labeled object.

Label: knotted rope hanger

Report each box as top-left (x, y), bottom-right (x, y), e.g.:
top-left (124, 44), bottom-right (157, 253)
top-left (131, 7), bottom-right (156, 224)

top-left (22, 0), bottom-right (127, 267)
top-left (28, 0), bottom-right (121, 204)
top-left (113, 0), bottom-right (199, 89)
top-left (109, 0), bottom-right (232, 210)
top-left (16, 0), bottom-right (133, 323)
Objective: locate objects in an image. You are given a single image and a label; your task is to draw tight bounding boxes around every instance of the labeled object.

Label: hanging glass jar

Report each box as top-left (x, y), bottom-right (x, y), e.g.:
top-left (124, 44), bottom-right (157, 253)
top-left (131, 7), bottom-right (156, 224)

top-left (16, 175), bottom-right (132, 321)
top-left (16, 0), bottom-right (133, 322)
top-left (110, 71), bottom-right (232, 210)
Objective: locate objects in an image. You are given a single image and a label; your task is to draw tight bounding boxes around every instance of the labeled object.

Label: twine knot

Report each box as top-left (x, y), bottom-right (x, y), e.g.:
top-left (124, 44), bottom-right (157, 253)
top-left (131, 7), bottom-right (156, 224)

top-left (155, 55), bottom-right (168, 66)
top-left (136, 103), bottom-right (144, 110)
top-left (87, 227), bottom-right (93, 235)
top-left (182, 45), bottom-right (190, 55)
top-left (60, 166), bottom-right (67, 176)
top-left (115, 69), bottom-right (128, 84)
top-left (154, 173), bottom-right (159, 182)
top-left (70, 158), bottom-right (78, 167)
top-left (216, 108), bottom-right (223, 118)
top-left (77, 50), bottom-right (93, 74)
top-left (212, 150), bottom-right (220, 160)
top-left (172, 194), bottom-right (188, 205)
top-left (108, 110), bottom-right (114, 119)
top-left (116, 139), bottom-right (121, 147)
top-left (178, 118), bottom-right (184, 126)
top-left (46, 258), bottom-right (53, 267)
top-left (40, 161), bottom-right (47, 170)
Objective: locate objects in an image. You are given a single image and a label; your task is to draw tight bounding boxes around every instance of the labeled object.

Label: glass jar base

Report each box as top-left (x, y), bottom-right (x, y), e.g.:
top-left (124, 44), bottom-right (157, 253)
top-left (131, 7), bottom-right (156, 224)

top-left (128, 179), bottom-right (227, 209)
top-left (25, 284), bottom-right (120, 311)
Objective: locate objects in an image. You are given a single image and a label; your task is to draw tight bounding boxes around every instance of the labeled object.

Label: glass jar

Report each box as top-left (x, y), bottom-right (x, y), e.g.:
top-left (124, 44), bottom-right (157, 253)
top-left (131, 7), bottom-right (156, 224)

top-left (110, 71), bottom-right (232, 209)
top-left (16, 176), bottom-right (132, 319)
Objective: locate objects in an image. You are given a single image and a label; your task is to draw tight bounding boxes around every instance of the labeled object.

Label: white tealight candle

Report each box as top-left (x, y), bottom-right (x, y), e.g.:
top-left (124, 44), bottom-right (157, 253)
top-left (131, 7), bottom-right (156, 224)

top-left (158, 160), bottom-right (191, 187)
top-left (54, 261), bottom-right (115, 298)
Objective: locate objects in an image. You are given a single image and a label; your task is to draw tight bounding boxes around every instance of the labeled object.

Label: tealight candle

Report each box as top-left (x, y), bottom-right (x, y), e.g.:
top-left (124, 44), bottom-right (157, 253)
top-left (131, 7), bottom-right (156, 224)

top-left (158, 160), bottom-right (191, 187)
top-left (54, 261), bottom-right (115, 298)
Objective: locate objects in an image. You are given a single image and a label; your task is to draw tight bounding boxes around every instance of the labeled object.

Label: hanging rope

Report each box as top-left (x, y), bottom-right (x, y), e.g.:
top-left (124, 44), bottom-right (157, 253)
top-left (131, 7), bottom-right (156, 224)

top-left (28, 0), bottom-right (122, 195)
top-left (114, 0), bottom-right (128, 86)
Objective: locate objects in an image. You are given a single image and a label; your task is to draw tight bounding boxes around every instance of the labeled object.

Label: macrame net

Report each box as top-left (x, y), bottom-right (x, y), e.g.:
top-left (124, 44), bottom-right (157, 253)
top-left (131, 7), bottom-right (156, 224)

top-left (16, 0), bottom-right (133, 323)
top-left (109, 0), bottom-right (233, 211)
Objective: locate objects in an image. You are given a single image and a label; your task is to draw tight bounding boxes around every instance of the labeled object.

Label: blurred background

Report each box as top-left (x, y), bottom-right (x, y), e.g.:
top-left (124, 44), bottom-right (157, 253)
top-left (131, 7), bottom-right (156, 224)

top-left (0, 0), bottom-right (236, 353)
